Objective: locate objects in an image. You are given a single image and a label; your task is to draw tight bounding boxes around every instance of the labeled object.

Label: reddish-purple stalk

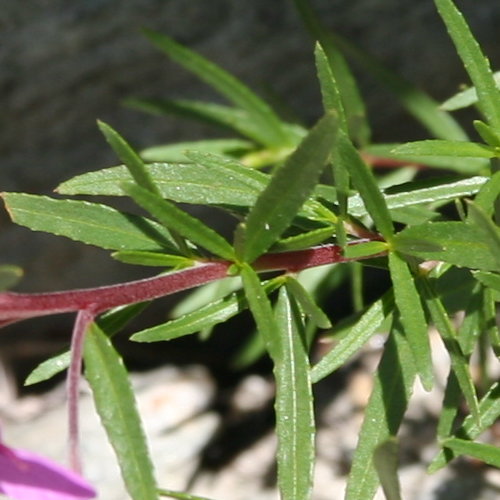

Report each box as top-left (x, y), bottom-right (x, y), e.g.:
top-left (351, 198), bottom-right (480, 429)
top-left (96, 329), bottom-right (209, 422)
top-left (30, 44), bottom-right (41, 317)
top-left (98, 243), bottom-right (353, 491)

top-left (0, 240), bottom-right (385, 472)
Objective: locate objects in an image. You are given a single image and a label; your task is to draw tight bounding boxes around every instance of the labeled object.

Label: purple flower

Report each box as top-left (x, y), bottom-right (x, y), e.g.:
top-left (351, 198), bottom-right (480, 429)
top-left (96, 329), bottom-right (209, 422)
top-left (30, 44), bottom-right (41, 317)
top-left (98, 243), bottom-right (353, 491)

top-left (0, 440), bottom-right (96, 500)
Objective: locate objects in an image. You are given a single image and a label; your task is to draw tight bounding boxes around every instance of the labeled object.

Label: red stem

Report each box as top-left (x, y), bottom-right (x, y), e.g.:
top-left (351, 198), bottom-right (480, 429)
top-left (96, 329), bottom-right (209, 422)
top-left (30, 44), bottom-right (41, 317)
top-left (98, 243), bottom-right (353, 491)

top-left (0, 241), bottom-right (384, 324)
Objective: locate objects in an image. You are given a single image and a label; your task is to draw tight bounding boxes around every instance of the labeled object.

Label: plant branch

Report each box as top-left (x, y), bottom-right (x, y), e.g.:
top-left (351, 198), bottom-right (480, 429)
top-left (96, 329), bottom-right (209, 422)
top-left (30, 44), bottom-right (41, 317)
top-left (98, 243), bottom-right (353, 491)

top-left (0, 240), bottom-right (384, 326)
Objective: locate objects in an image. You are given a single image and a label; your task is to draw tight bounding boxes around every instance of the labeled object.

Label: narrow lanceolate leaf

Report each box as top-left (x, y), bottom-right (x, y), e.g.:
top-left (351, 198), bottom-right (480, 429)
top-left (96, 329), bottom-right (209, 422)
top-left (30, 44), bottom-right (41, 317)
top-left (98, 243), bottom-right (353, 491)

top-left (140, 138), bottom-right (253, 162)
top-left (311, 291), bottom-right (394, 383)
top-left (429, 382), bottom-right (500, 471)
top-left (466, 201), bottom-right (500, 270)
top-left (391, 140), bottom-right (496, 159)
top-left (388, 252), bottom-right (433, 390)
top-left (322, 27), bottom-right (466, 141)
top-left (394, 221), bottom-right (500, 271)
top-left (142, 29), bottom-right (291, 148)
top-left (441, 72), bottom-right (500, 111)
top-left (285, 277), bottom-right (331, 329)
top-left (58, 162), bottom-right (262, 207)
top-left (240, 263), bottom-right (281, 362)
top-left (442, 438), bottom-right (500, 468)
top-left (345, 328), bottom-right (416, 500)
top-left (98, 121), bottom-right (160, 195)
top-left (84, 323), bottom-right (158, 500)
top-left (348, 176), bottom-right (488, 218)
top-left (131, 278), bottom-right (283, 342)
top-left (373, 439), bottom-right (402, 500)
top-left (473, 271), bottom-right (500, 293)
top-left (293, 0), bottom-right (370, 144)
top-left (337, 132), bottom-right (394, 241)
top-left (239, 113), bottom-right (337, 263)
top-left (434, 0), bottom-right (500, 132)
top-left (274, 287), bottom-right (315, 500)
top-left (112, 251), bottom-right (194, 268)
top-left (418, 278), bottom-right (480, 423)
top-left (124, 183), bottom-right (235, 260)
top-left (1, 193), bottom-right (176, 252)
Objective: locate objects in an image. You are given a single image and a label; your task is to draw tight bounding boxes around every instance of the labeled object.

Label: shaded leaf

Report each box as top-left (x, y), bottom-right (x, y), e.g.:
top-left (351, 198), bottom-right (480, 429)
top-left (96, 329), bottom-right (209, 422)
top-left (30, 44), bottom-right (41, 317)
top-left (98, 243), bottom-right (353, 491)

top-left (142, 30), bottom-right (292, 147)
top-left (140, 138), bottom-right (254, 162)
top-left (0, 265), bottom-right (23, 291)
top-left (373, 438), bottom-right (402, 500)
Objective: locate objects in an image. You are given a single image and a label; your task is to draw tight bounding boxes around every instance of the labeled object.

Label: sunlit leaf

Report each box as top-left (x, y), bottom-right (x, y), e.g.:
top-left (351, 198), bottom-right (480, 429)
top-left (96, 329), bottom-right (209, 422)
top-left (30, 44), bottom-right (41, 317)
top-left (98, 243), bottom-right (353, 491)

top-left (1, 193), bottom-right (177, 252)
top-left (239, 113), bottom-right (337, 262)
top-left (274, 287), bottom-right (315, 500)
top-left (84, 323), bottom-right (158, 500)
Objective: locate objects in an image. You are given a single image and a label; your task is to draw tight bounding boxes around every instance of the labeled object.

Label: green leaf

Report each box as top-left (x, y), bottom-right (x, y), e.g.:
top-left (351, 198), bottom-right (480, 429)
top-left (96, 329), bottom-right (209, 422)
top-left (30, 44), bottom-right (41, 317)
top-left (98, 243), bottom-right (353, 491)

top-left (24, 303), bottom-right (149, 386)
top-left (474, 171), bottom-right (500, 216)
top-left (388, 252), bottom-right (433, 390)
top-left (285, 277), bottom-right (331, 329)
top-left (363, 143), bottom-right (487, 174)
top-left (442, 438), bottom-right (500, 468)
top-left (466, 201), bottom-right (500, 270)
top-left (441, 71), bottom-right (500, 111)
top-left (322, 29), bottom-right (467, 141)
top-left (140, 138), bottom-right (254, 162)
top-left (418, 277), bottom-right (480, 423)
top-left (349, 176), bottom-right (488, 218)
top-left (373, 438), bottom-right (402, 500)
top-left (1, 193), bottom-right (177, 252)
top-left (58, 162), bottom-right (262, 208)
top-left (473, 270), bottom-right (500, 292)
top-left (158, 489), bottom-right (216, 500)
top-left (293, 0), bottom-right (370, 144)
top-left (239, 113), bottom-right (337, 262)
top-left (434, 0), bottom-right (500, 133)
top-left (436, 372), bottom-right (461, 440)
top-left (343, 241), bottom-right (389, 260)
top-left (395, 221), bottom-right (500, 271)
top-left (391, 140), bottom-right (496, 159)
top-left (473, 120), bottom-right (500, 148)
top-left (24, 351), bottom-right (71, 387)
top-left (84, 323), bottom-right (158, 500)
top-left (131, 278), bottom-right (283, 342)
top-left (345, 327), bottom-right (416, 500)
top-left (240, 263), bottom-right (281, 362)
top-left (429, 382), bottom-right (500, 471)
top-left (273, 226), bottom-right (336, 251)
top-left (98, 121), bottom-right (160, 195)
top-left (124, 183), bottom-right (235, 260)
top-left (337, 133), bottom-right (394, 240)
top-left (315, 43), bottom-right (347, 131)
top-left (0, 265), bottom-right (23, 291)
top-left (112, 251), bottom-right (194, 268)
top-left (142, 29), bottom-right (292, 147)
top-left (311, 291), bottom-right (394, 383)
top-left (274, 287), bottom-right (315, 500)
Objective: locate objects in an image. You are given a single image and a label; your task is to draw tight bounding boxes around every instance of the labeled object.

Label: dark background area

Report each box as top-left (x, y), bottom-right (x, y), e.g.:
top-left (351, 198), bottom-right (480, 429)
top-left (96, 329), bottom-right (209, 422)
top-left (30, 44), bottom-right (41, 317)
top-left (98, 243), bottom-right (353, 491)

top-left (1, 0), bottom-right (499, 388)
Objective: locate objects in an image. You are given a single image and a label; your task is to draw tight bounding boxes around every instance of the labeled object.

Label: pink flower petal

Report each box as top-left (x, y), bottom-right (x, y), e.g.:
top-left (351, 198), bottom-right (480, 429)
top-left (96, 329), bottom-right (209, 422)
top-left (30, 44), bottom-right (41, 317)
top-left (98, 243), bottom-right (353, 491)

top-left (0, 444), bottom-right (96, 500)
